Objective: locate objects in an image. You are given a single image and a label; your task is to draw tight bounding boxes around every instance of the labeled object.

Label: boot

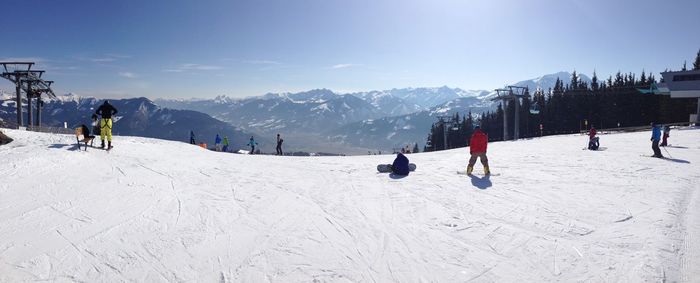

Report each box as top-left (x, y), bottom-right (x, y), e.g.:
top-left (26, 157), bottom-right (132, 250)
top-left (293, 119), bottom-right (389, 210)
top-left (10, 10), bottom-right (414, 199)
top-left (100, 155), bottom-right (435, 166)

top-left (466, 165), bottom-right (474, 175)
top-left (108, 141), bottom-right (112, 149)
top-left (484, 166), bottom-right (490, 175)
top-left (101, 140), bottom-right (105, 149)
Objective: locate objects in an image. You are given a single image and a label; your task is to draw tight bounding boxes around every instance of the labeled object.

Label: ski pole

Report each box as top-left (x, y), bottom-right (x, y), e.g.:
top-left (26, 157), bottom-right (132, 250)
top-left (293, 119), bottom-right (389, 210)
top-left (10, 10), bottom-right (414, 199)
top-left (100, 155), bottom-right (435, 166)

top-left (662, 146), bottom-right (673, 159)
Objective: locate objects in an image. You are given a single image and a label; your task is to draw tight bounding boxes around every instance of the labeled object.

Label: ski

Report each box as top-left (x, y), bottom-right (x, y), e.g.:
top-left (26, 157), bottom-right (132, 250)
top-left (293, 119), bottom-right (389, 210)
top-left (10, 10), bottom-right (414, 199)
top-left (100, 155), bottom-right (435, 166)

top-left (640, 155), bottom-right (665, 159)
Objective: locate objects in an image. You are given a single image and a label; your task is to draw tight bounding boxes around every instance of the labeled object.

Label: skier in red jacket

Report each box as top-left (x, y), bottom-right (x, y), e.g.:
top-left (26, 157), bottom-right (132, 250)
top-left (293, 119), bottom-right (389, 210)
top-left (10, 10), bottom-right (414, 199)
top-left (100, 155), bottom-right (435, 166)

top-left (467, 126), bottom-right (490, 175)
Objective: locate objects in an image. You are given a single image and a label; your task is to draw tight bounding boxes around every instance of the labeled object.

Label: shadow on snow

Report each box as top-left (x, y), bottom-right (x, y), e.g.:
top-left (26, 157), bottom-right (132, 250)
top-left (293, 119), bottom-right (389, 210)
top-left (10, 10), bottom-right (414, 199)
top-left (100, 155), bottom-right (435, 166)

top-left (469, 175), bottom-right (492, 189)
top-left (49, 143), bottom-right (82, 151)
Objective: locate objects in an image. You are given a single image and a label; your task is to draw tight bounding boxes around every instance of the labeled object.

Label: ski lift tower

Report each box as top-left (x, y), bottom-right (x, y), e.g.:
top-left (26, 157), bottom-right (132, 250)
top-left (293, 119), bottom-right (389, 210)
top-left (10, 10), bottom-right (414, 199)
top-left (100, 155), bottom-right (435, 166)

top-left (1, 62), bottom-right (56, 128)
top-left (435, 115), bottom-right (459, 150)
top-left (23, 76), bottom-right (55, 128)
top-left (490, 86), bottom-right (529, 141)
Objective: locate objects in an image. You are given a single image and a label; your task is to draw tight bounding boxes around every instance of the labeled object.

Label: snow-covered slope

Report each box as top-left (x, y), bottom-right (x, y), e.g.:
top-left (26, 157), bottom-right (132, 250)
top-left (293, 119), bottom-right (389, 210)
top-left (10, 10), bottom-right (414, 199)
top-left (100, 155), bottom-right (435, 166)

top-left (1, 128), bottom-right (699, 282)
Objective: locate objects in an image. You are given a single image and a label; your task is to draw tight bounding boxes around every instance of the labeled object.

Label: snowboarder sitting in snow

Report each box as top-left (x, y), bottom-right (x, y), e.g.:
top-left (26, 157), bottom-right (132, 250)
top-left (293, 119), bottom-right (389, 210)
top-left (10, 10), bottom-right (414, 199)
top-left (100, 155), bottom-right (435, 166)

top-left (391, 153), bottom-right (410, 176)
top-left (650, 123), bottom-right (663, 158)
top-left (467, 126), bottom-right (489, 175)
top-left (587, 125), bottom-right (600, 150)
top-left (588, 137), bottom-right (600, 150)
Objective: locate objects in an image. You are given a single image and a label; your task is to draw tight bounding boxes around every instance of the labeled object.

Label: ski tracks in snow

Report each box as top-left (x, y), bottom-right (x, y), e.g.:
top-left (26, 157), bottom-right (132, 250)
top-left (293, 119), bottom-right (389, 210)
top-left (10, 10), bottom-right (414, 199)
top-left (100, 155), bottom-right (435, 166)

top-left (1, 128), bottom-right (700, 281)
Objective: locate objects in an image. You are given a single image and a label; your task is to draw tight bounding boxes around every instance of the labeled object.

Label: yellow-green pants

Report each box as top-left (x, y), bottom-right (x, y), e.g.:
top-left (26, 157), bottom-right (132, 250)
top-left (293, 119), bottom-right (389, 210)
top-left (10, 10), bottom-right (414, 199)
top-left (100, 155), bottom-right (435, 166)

top-left (100, 118), bottom-right (113, 142)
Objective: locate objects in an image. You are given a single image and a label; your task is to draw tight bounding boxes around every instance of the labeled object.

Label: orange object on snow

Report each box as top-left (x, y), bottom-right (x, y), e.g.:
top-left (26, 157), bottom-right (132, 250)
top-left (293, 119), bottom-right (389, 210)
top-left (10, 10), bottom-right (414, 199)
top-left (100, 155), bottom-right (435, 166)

top-left (199, 143), bottom-right (207, 149)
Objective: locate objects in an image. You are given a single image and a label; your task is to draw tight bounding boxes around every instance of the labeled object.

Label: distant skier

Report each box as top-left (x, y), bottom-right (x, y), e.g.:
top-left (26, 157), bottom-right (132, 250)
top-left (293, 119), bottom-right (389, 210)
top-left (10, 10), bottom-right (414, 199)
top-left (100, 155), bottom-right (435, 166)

top-left (276, 134), bottom-right (284, 155)
top-left (587, 126), bottom-right (600, 150)
top-left (467, 126), bottom-right (489, 175)
top-left (189, 130), bottom-right (196, 145)
top-left (95, 100), bottom-right (118, 149)
top-left (222, 136), bottom-right (229, 152)
top-left (391, 153), bottom-right (410, 176)
top-left (660, 125), bottom-right (671, 147)
top-left (214, 134), bottom-right (222, 152)
top-left (650, 123), bottom-right (663, 158)
top-left (247, 136), bottom-right (258, 154)
top-left (91, 114), bottom-right (101, 137)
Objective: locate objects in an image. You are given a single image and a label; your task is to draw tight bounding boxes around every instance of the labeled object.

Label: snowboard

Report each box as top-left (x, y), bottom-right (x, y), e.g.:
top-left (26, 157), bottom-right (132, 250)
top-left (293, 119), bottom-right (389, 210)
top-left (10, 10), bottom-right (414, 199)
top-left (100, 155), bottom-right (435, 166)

top-left (456, 170), bottom-right (500, 176)
top-left (377, 163), bottom-right (417, 173)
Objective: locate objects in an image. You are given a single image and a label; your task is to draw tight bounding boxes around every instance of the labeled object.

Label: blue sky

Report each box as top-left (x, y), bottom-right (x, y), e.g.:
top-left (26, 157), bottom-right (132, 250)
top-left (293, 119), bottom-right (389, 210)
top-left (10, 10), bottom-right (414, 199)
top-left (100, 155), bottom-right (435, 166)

top-left (1, 0), bottom-right (699, 99)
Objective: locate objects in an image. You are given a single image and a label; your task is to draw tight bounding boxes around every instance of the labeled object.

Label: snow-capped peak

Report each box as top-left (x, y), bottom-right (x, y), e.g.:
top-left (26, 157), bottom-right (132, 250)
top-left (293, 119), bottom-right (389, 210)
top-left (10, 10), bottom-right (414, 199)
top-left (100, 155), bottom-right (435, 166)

top-left (0, 89), bottom-right (12, 100)
top-left (53, 92), bottom-right (86, 104)
top-left (213, 95), bottom-right (237, 104)
top-left (513, 71), bottom-right (592, 92)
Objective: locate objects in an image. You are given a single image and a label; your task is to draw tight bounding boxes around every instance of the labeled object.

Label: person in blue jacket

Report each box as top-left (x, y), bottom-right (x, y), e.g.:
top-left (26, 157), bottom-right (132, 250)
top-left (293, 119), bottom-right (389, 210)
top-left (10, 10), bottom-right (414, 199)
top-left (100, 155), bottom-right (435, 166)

top-left (189, 130), bottom-right (196, 145)
top-left (247, 136), bottom-right (258, 154)
top-left (650, 123), bottom-right (663, 158)
top-left (391, 153), bottom-right (410, 175)
top-left (214, 134), bottom-right (222, 152)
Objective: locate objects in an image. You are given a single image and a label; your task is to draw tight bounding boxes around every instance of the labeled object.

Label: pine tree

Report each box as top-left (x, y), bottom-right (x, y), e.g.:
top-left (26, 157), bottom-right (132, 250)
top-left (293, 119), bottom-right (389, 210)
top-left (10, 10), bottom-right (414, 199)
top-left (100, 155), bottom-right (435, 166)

top-left (553, 78), bottom-right (564, 94)
top-left (570, 70), bottom-right (579, 91)
top-left (412, 143), bottom-right (419, 153)
top-left (682, 60), bottom-right (687, 71)
top-left (591, 71), bottom-right (599, 92)
top-left (614, 71), bottom-right (624, 87)
top-left (694, 49), bottom-right (700, 70)
top-left (454, 67), bottom-right (697, 148)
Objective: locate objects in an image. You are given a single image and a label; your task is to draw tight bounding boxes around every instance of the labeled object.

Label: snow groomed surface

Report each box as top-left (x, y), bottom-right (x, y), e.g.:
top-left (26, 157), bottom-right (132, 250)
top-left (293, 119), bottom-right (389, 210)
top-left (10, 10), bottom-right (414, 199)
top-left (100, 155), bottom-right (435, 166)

top-left (0, 128), bottom-right (699, 282)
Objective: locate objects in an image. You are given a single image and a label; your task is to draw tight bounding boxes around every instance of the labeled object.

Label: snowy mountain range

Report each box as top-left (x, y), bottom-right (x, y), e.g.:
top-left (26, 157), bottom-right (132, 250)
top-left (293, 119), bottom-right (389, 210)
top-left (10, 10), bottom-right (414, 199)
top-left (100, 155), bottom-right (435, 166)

top-left (155, 87), bottom-right (491, 134)
top-left (511, 71), bottom-right (591, 92)
top-left (1, 71), bottom-right (592, 153)
top-left (0, 94), bottom-right (267, 149)
top-left (327, 96), bottom-right (493, 150)
top-left (156, 71), bottom-right (590, 151)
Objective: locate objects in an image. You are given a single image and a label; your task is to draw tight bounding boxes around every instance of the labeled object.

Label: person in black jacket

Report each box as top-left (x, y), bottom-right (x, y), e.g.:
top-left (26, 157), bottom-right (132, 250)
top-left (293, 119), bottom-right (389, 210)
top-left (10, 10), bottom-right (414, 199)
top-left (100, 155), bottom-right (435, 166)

top-left (391, 153), bottom-right (410, 176)
top-left (276, 134), bottom-right (284, 155)
top-left (95, 101), bottom-right (118, 149)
